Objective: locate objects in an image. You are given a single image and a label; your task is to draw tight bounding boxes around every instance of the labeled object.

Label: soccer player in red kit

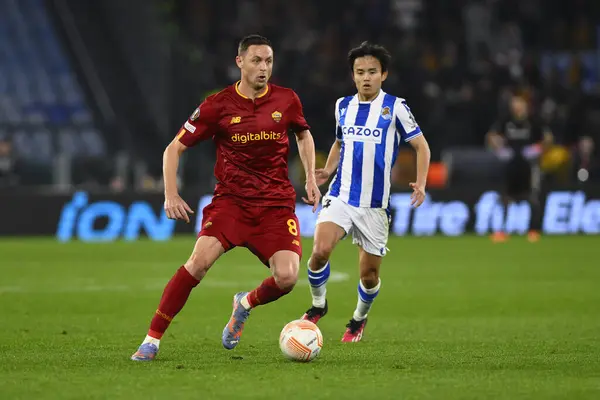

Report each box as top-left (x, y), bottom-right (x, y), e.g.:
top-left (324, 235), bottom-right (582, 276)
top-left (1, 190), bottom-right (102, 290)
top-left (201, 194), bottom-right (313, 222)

top-left (131, 34), bottom-right (320, 361)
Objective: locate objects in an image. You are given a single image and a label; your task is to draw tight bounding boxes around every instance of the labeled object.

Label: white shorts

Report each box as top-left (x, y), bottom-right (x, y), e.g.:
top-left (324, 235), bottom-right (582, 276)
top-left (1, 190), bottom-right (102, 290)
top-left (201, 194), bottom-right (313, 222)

top-left (316, 195), bottom-right (390, 256)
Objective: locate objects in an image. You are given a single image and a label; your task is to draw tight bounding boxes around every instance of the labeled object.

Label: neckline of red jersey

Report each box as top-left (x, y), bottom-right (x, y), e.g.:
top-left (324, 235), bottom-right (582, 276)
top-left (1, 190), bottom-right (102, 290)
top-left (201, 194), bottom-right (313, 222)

top-left (235, 81), bottom-right (269, 100)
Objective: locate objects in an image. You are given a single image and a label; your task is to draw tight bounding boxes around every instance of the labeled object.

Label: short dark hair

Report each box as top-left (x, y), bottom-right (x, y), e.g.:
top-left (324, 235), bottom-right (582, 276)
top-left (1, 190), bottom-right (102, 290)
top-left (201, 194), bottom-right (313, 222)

top-left (348, 41), bottom-right (391, 73)
top-left (238, 34), bottom-right (272, 55)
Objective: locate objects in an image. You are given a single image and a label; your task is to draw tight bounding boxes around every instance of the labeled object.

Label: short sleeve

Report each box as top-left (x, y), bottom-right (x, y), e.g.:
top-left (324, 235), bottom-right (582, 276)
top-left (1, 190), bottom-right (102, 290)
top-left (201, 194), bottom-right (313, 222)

top-left (334, 98), bottom-right (343, 142)
top-left (289, 92), bottom-right (311, 133)
top-left (176, 96), bottom-right (220, 147)
top-left (394, 100), bottom-right (422, 142)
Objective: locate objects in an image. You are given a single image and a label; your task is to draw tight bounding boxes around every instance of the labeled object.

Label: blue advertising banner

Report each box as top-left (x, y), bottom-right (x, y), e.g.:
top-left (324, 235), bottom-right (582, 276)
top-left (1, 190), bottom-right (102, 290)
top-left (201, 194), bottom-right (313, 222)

top-left (1, 187), bottom-right (597, 241)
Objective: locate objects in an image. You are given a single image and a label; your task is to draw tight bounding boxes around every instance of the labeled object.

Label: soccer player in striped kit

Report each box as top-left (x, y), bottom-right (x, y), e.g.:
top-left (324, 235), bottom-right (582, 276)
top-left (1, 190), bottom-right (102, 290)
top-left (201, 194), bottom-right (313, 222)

top-left (301, 42), bottom-right (431, 342)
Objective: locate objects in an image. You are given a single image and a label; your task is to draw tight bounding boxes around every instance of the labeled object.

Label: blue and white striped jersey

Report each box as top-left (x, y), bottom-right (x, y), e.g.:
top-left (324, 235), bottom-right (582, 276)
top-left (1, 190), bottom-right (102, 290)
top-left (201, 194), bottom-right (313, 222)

top-left (327, 90), bottom-right (422, 209)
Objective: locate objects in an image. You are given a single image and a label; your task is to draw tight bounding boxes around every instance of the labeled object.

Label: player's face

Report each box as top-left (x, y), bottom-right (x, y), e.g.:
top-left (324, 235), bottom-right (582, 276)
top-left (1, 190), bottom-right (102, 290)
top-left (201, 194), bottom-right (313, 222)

top-left (352, 56), bottom-right (387, 100)
top-left (236, 45), bottom-right (273, 91)
top-left (511, 96), bottom-right (528, 119)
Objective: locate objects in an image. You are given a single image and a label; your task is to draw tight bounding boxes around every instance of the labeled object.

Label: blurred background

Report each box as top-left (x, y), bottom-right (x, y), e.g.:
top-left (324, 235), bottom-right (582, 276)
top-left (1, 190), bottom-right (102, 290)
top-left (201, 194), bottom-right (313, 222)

top-left (3, 2), bottom-right (600, 395)
top-left (0, 0), bottom-right (599, 194)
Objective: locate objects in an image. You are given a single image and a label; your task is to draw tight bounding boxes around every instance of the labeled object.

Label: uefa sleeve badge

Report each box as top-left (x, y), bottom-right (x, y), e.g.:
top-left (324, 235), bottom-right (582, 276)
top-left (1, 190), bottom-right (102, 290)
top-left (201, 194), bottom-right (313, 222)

top-left (190, 107), bottom-right (200, 121)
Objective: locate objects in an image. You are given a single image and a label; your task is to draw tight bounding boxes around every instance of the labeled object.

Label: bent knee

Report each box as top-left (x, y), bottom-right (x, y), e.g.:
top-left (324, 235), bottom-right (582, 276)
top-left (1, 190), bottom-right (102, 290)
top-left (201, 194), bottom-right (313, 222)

top-left (312, 241), bottom-right (335, 262)
top-left (274, 268), bottom-right (298, 292)
top-left (184, 236), bottom-right (224, 279)
top-left (360, 268), bottom-right (379, 288)
top-left (184, 252), bottom-right (214, 279)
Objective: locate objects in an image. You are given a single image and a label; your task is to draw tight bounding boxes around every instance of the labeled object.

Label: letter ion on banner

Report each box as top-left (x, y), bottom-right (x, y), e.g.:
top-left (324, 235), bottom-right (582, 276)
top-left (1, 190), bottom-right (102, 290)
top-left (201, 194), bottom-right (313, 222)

top-left (56, 192), bottom-right (175, 242)
top-left (54, 190), bottom-right (600, 242)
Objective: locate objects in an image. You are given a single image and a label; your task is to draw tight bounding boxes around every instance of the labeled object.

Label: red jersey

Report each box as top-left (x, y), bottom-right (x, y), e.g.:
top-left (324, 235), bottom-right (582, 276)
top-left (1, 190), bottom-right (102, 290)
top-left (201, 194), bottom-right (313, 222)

top-left (176, 82), bottom-right (310, 209)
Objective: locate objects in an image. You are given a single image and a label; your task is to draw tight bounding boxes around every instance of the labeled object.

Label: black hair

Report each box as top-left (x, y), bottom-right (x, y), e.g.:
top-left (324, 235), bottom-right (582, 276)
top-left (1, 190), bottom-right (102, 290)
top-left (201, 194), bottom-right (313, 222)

top-left (238, 34), bottom-right (272, 55)
top-left (347, 41), bottom-right (391, 73)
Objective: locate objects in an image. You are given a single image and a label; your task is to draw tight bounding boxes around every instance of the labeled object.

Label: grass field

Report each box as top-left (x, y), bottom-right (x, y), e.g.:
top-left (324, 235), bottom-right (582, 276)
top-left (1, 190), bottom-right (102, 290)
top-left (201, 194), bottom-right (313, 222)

top-left (0, 236), bottom-right (599, 399)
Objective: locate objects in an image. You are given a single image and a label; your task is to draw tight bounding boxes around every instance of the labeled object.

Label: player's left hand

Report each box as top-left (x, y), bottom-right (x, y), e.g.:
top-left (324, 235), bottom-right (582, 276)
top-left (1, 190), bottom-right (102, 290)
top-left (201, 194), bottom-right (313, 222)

top-left (409, 182), bottom-right (426, 207)
top-left (302, 179), bottom-right (321, 213)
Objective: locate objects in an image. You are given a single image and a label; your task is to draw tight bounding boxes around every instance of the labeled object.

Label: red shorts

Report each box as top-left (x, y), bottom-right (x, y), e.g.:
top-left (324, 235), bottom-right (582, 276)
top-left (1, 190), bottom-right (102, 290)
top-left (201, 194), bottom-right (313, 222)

top-left (198, 195), bottom-right (302, 266)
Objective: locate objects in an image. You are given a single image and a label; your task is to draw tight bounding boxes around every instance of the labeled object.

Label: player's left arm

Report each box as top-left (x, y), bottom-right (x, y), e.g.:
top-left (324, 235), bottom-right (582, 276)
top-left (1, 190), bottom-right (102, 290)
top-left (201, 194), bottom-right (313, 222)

top-left (295, 129), bottom-right (321, 212)
top-left (290, 92), bottom-right (320, 212)
top-left (524, 122), bottom-right (553, 159)
top-left (396, 101), bottom-right (430, 207)
top-left (295, 130), bottom-right (316, 183)
top-left (408, 135), bottom-right (431, 207)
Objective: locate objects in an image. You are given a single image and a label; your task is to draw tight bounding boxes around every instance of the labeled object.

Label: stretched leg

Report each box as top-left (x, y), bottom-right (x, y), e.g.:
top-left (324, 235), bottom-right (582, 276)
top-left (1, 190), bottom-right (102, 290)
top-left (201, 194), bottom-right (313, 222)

top-left (301, 221), bottom-right (345, 323)
top-left (222, 207), bottom-right (303, 350)
top-left (491, 194), bottom-right (511, 242)
top-left (527, 163), bottom-right (542, 242)
top-left (527, 192), bottom-right (542, 242)
top-left (131, 236), bottom-right (224, 361)
top-left (493, 157), bottom-right (525, 242)
top-left (342, 246), bottom-right (382, 343)
top-left (302, 196), bottom-right (351, 322)
top-left (222, 250), bottom-right (300, 349)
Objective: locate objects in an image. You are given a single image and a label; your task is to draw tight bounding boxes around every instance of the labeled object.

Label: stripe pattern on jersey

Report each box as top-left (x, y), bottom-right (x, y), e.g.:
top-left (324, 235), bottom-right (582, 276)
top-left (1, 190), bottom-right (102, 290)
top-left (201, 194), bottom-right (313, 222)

top-left (328, 91), bottom-right (421, 209)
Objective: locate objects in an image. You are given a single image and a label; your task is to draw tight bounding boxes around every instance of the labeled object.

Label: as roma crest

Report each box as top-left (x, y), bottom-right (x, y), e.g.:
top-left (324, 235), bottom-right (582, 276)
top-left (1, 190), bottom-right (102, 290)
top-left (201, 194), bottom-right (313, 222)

top-left (271, 111), bottom-right (282, 123)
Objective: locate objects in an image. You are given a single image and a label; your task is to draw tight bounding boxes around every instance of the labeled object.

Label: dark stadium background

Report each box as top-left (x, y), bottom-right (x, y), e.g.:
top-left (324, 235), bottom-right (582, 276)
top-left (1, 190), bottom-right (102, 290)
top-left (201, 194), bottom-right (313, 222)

top-left (1, 0), bottom-right (599, 193)
top-left (1, 2), bottom-right (599, 399)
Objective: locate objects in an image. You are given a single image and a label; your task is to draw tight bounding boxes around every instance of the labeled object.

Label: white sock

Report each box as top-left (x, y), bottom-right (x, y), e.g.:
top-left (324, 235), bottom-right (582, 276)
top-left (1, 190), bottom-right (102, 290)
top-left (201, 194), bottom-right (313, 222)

top-left (142, 335), bottom-right (160, 348)
top-left (240, 294), bottom-right (252, 310)
top-left (353, 279), bottom-right (381, 321)
top-left (308, 259), bottom-right (330, 308)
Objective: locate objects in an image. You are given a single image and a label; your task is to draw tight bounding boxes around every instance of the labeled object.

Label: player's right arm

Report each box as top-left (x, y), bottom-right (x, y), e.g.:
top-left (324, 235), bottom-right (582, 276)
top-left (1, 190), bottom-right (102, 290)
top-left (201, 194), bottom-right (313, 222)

top-left (316, 141), bottom-right (342, 186)
top-left (163, 138), bottom-right (194, 222)
top-left (163, 97), bottom-right (220, 222)
top-left (486, 120), bottom-right (505, 151)
top-left (315, 98), bottom-right (344, 186)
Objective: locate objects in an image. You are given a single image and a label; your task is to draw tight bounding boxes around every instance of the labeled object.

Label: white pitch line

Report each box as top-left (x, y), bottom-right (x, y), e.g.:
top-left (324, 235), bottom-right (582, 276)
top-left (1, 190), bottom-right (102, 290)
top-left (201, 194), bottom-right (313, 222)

top-left (0, 272), bottom-right (349, 294)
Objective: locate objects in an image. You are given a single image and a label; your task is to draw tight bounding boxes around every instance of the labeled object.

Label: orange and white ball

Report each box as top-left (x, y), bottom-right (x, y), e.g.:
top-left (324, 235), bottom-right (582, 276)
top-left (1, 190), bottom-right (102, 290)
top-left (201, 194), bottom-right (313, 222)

top-left (279, 319), bottom-right (323, 362)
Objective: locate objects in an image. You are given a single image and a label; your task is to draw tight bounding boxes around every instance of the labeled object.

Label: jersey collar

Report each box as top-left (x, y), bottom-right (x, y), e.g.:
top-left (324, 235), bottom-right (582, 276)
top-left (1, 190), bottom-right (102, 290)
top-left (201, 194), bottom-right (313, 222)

top-left (357, 89), bottom-right (384, 104)
top-left (235, 81), bottom-right (269, 100)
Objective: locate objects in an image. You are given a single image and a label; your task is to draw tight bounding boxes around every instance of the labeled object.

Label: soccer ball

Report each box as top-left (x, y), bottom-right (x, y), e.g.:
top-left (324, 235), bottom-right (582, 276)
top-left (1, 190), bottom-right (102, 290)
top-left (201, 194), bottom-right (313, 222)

top-left (279, 319), bottom-right (323, 362)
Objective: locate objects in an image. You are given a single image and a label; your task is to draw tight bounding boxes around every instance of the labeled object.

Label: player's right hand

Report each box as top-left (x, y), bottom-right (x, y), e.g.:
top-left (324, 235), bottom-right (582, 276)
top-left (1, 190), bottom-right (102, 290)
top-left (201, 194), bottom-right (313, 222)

top-left (488, 133), bottom-right (505, 151)
top-left (164, 194), bottom-right (194, 223)
top-left (314, 169), bottom-right (331, 186)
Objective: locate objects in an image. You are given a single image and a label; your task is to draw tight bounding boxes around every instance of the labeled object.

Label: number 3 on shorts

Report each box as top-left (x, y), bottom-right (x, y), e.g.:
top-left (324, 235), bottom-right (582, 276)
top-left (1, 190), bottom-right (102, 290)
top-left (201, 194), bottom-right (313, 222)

top-left (287, 219), bottom-right (298, 236)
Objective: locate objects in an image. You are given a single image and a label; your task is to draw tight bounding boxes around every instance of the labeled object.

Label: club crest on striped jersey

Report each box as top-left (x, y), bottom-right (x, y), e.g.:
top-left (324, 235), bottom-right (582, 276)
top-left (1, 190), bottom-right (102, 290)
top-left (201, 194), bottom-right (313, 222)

top-left (381, 106), bottom-right (392, 120)
top-left (190, 107), bottom-right (200, 121)
top-left (272, 111), bottom-right (282, 123)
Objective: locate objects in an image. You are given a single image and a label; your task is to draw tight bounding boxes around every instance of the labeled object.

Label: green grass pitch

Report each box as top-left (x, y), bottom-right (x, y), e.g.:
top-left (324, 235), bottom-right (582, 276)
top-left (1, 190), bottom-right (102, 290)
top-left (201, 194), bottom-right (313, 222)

top-left (0, 236), bottom-right (599, 399)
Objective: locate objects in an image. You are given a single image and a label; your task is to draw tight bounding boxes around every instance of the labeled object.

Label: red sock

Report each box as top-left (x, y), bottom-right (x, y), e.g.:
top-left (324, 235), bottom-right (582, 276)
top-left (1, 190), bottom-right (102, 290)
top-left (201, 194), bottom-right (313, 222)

top-left (148, 266), bottom-right (199, 339)
top-left (247, 276), bottom-right (291, 308)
